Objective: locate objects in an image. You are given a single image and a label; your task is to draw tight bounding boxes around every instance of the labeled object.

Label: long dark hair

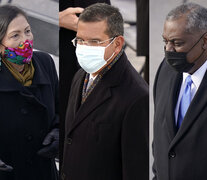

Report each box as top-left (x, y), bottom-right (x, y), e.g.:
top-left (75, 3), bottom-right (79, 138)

top-left (0, 5), bottom-right (28, 43)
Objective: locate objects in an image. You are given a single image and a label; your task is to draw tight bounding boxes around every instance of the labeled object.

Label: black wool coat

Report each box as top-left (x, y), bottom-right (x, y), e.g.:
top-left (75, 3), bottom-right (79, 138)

top-left (59, 0), bottom-right (111, 125)
top-left (61, 52), bottom-right (149, 180)
top-left (59, 0), bottom-right (111, 165)
top-left (0, 51), bottom-right (59, 180)
top-left (153, 59), bottom-right (207, 180)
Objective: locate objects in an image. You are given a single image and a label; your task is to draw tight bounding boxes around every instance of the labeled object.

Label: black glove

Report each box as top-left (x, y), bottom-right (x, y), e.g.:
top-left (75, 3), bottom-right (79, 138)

top-left (37, 128), bottom-right (59, 159)
top-left (0, 159), bottom-right (13, 172)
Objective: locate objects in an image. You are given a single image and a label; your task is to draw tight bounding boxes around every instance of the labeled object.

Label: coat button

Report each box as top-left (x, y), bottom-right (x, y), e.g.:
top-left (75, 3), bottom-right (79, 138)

top-left (169, 151), bottom-right (176, 158)
top-left (26, 135), bottom-right (33, 141)
top-left (61, 172), bottom-right (66, 180)
top-left (67, 138), bottom-right (72, 145)
top-left (20, 108), bottom-right (28, 114)
top-left (26, 159), bottom-right (33, 165)
top-left (40, 130), bottom-right (45, 136)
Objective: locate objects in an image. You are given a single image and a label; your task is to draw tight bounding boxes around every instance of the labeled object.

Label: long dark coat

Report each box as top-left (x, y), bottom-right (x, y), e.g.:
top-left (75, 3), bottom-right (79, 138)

top-left (153, 59), bottom-right (207, 180)
top-left (59, 0), bottom-right (111, 165)
top-left (61, 52), bottom-right (149, 180)
top-left (0, 51), bottom-right (59, 180)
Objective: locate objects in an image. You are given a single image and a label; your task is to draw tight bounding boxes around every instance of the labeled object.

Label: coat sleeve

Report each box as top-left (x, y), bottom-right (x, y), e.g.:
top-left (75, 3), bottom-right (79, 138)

top-left (47, 54), bottom-right (59, 129)
top-left (152, 141), bottom-right (157, 180)
top-left (121, 93), bottom-right (149, 180)
top-left (34, 51), bottom-right (59, 129)
top-left (152, 59), bottom-right (164, 180)
top-left (153, 59), bottom-right (164, 106)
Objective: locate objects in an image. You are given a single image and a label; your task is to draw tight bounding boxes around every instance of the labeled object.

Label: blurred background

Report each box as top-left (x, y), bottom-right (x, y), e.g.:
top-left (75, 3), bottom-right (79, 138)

top-left (111, 0), bottom-right (147, 81)
top-left (150, 0), bottom-right (207, 179)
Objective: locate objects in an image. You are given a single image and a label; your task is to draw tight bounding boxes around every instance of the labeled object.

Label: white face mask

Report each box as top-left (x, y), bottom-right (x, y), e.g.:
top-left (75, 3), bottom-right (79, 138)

top-left (75, 38), bottom-right (115, 73)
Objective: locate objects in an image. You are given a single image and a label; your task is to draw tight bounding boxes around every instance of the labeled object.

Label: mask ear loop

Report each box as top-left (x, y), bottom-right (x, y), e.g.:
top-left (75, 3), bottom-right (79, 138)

top-left (105, 37), bottom-right (117, 48)
top-left (106, 52), bottom-right (115, 62)
top-left (187, 32), bottom-right (207, 53)
top-left (186, 32), bottom-right (207, 65)
top-left (105, 37), bottom-right (117, 62)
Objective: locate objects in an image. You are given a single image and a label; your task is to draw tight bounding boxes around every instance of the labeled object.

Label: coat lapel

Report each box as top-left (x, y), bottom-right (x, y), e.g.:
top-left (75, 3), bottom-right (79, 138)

top-left (32, 53), bottom-right (51, 85)
top-left (64, 70), bottom-right (85, 131)
top-left (164, 72), bottom-right (182, 141)
top-left (170, 70), bottom-right (207, 149)
top-left (0, 62), bottom-right (24, 92)
top-left (70, 81), bottom-right (112, 132)
top-left (68, 53), bottom-right (127, 134)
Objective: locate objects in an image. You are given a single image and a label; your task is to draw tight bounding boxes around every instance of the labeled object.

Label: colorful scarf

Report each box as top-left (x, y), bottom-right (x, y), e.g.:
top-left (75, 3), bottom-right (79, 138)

top-left (3, 58), bottom-right (35, 86)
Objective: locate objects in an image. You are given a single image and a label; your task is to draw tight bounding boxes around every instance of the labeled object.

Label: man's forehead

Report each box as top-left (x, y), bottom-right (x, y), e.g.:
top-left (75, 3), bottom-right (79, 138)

top-left (78, 20), bottom-right (107, 28)
top-left (77, 20), bottom-right (108, 39)
top-left (162, 22), bottom-right (203, 44)
top-left (163, 18), bottom-right (189, 38)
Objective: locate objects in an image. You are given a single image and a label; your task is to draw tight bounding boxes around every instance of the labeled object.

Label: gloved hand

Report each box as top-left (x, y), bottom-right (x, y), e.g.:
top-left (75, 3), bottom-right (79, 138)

top-left (37, 128), bottom-right (59, 159)
top-left (0, 159), bottom-right (13, 172)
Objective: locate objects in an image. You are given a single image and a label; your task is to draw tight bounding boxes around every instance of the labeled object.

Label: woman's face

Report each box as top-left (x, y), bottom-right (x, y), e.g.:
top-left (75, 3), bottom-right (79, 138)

top-left (0, 14), bottom-right (33, 54)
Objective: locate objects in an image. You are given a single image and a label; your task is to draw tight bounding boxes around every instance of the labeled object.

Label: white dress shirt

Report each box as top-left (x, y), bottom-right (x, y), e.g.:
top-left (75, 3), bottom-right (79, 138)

top-left (175, 59), bottom-right (207, 124)
top-left (86, 74), bottom-right (97, 90)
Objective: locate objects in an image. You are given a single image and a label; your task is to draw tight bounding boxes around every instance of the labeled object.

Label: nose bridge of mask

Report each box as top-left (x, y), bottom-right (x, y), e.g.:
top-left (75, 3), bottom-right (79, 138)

top-left (76, 37), bottom-right (115, 58)
top-left (19, 41), bottom-right (25, 47)
top-left (77, 44), bottom-right (105, 55)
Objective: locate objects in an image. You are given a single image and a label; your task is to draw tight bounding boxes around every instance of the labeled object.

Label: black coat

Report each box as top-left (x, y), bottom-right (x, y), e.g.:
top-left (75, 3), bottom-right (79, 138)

top-left (0, 51), bottom-right (59, 180)
top-left (59, 0), bottom-right (111, 165)
top-left (153, 59), bottom-right (207, 180)
top-left (61, 52), bottom-right (149, 180)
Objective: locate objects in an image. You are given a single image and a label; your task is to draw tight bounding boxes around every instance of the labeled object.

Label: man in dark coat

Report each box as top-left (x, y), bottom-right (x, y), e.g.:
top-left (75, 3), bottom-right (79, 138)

top-left (61, 3), bottom-right (149, 180)
top-left (0, 51), bottom-right (59, 180)
top-left (153, 3), bottom-right (207, 180)
top-left (59, 0), bottom-right (111, 165)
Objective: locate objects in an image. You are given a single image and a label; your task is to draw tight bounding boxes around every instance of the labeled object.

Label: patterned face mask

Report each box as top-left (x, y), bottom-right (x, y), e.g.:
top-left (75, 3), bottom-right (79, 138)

top-left (4, 40), bottom-right (33, 65)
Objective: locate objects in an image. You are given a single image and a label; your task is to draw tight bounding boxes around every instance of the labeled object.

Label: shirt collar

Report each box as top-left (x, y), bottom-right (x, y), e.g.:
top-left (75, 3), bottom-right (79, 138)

top-left (89, 73), bottom-right (97, 81)
top-left (183, 59), bottom-right (207, 89)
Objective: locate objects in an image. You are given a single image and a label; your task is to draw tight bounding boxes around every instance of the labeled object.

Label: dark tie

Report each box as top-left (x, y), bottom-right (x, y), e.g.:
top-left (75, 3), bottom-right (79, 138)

top-left (177, 75), bottom-right (193, 128)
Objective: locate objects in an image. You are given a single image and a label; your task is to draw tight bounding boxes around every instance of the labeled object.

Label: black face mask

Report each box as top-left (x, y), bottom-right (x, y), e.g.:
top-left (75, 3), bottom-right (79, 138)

top-left (165, 50), bottom-right (194, 72)
top-left (165, 32), bottom-right (207, 73)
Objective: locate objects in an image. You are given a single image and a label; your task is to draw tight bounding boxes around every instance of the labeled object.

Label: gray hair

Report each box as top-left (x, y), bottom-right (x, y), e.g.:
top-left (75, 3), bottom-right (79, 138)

top-left (78, 3), bottom-right (124, 37)
top-left (166, 2), bottom-right (207, 33)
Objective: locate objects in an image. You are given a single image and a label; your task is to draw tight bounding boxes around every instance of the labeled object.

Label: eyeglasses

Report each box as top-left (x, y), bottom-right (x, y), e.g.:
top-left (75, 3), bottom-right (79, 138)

top-left (71, 37), bottom-right (115, 47)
